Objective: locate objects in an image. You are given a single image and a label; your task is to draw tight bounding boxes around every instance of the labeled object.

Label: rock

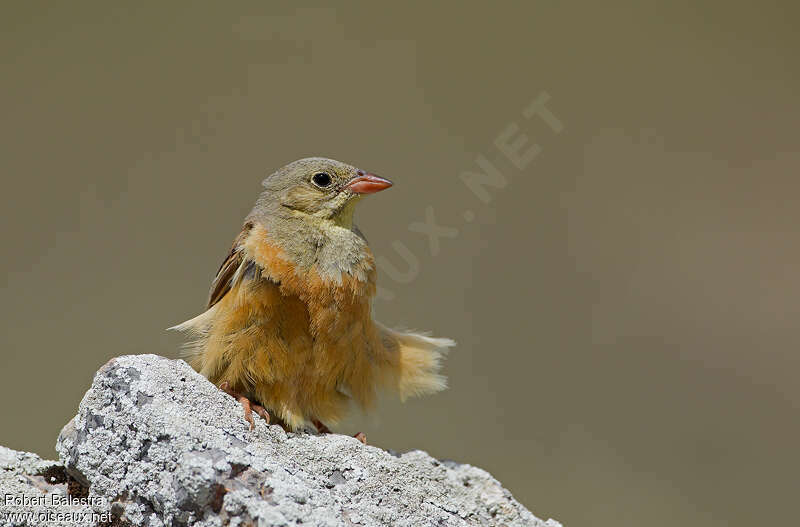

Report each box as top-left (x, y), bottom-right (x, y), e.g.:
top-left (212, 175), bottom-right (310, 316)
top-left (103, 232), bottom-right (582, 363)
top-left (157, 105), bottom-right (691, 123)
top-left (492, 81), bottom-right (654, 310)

top-left (20, 353), bottom-right (560, 527)
top-left (0, 446), bottom-right (110, 526)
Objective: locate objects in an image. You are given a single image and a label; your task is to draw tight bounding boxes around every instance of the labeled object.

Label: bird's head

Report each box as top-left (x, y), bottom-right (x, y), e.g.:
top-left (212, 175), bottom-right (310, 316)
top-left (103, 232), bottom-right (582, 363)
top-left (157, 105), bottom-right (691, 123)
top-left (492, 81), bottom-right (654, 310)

top-left (258, 157), bottom-right (392, 228)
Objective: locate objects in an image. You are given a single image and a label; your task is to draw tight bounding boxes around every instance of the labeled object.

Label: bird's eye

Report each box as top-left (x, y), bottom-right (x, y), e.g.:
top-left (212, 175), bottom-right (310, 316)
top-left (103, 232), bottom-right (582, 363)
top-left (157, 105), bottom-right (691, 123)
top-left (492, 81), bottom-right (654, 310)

top-left (311, 172), bottom-right (332, 188)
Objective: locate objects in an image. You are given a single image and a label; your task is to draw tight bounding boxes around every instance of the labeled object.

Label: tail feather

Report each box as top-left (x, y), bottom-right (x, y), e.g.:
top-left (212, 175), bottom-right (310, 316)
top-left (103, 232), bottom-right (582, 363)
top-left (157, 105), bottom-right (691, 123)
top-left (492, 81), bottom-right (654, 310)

top-left (166, 304), bottom-right (218, 334)
top-left (167, 305), bottom-right (218, 361)
top-left (378, 323), bottom-right (455, 401)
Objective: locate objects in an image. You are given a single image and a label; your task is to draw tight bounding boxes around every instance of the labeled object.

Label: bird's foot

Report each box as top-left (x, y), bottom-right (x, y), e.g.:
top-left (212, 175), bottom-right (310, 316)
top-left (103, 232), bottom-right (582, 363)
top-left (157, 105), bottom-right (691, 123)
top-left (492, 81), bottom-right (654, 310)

top-left (311, 419), bottom-right (332, 434)
top-left (218, 381), bottom-right (270, 430)
top-left (312, 419), bottom-right (367, 445)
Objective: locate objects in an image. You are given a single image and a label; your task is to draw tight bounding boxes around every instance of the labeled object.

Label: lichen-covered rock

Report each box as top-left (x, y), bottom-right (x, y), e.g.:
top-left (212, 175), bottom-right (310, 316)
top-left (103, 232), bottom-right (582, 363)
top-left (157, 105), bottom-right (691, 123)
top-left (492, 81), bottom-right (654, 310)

top-left (51, 354), bottom-right (560, 527)
top-left (0, 446), bottom-right (110, 527)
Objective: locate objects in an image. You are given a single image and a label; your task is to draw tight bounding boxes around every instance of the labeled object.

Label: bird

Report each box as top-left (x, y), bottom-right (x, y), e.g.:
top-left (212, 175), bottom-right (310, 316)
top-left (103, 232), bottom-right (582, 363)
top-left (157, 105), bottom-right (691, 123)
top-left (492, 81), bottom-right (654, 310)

top-left (171, 157), bottom-right (454, 442)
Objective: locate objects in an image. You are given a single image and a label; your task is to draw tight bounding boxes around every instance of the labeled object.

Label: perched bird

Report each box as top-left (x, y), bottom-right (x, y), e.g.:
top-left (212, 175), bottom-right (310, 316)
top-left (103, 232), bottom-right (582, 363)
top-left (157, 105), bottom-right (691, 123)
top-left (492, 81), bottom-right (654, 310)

top-left (171, 158), bottom-right (453, 441)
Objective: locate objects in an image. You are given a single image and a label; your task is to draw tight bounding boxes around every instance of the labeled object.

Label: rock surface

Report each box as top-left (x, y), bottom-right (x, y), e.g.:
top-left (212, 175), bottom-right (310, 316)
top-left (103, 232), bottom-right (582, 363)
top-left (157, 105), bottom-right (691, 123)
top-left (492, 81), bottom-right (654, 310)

top-left (0, 446), bottom-right (109, 526)
top-left (3, 354), bottom-right (561, 526)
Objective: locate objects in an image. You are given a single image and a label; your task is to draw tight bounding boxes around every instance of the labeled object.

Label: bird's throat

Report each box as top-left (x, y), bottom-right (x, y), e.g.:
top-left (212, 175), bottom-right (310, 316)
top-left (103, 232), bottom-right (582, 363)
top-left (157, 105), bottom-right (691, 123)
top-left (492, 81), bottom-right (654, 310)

top-left (254, 203), bottom-right (371, 282)
top-left (331, 198), bottom-right (360, 229)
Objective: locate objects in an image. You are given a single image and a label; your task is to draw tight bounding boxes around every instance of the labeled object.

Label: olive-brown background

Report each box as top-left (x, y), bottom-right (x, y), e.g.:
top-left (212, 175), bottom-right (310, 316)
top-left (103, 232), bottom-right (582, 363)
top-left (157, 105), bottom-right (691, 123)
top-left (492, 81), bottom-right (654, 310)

top-left (2, 3), bottom-right (798, 526)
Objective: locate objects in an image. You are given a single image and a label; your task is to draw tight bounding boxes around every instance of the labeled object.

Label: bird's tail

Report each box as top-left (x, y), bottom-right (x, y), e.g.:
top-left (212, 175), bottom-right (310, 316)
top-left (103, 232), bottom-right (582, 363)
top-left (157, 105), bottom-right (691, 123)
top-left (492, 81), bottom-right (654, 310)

top-left (376, 323), bottom-right (454, 401)
top-left (166, 304), bottom-right (219, 362)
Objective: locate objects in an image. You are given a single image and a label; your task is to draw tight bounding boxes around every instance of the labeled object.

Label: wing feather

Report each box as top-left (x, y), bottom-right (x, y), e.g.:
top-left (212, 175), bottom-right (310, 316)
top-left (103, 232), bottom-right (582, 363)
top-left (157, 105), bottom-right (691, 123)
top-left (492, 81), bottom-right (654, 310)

top-left (207, 221), bottom-right (253, 308)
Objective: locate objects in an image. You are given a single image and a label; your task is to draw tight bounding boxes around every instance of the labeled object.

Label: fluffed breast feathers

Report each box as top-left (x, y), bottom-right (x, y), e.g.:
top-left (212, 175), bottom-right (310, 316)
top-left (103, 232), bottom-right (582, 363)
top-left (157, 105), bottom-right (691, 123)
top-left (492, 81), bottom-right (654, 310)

top-left (242, 223), bottom-right (377, 307)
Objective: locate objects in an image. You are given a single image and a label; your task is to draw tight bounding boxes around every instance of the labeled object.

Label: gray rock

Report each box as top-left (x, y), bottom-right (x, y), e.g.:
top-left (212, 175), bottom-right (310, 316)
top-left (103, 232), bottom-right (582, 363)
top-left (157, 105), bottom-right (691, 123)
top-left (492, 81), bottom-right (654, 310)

top-left (0, 446), bottom-right (110, 526)
top-left (46, 354), bottom-right (560, 526)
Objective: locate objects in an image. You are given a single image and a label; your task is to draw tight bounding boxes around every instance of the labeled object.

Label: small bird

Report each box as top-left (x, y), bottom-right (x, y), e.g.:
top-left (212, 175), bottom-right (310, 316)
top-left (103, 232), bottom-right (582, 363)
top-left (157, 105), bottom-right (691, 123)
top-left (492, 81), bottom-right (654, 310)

top-left (171, 158), bottom-right (453, 442)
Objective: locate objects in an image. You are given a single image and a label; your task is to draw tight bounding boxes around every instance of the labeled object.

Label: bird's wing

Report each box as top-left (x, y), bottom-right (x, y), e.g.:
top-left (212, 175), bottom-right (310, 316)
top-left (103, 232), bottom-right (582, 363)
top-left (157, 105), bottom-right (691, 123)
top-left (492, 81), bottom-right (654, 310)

top-left (207, 221), bottom-right (254, 308)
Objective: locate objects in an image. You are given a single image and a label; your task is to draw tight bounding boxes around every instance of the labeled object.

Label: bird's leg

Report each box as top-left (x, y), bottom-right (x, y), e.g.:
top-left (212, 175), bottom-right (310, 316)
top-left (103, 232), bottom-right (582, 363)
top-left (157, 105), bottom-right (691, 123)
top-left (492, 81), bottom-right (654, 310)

top-left (218, 381), bottom-right (270, 430)
top-left (311, 419), bottom-right (332, 434)
top-left (312, 419), bottom-right (367, 445)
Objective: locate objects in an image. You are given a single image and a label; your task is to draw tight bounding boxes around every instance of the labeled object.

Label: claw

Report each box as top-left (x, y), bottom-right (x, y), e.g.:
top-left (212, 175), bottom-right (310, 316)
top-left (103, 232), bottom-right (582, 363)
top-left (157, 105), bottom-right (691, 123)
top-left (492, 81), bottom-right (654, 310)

top-left (312, 419), bottom-right (332, 434)
top-left (253, 405), bottom-right (271, 424)
top-left (313, 419), bottom-right (366, 444)
top-left (218, 381), bottom-right (270, 430)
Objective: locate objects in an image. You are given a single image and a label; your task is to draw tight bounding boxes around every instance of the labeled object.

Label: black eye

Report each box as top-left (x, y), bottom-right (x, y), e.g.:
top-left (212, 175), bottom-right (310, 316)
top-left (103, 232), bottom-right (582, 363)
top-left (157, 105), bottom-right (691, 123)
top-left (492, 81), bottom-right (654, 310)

top-left (312, 172), bottom-right (332, 188)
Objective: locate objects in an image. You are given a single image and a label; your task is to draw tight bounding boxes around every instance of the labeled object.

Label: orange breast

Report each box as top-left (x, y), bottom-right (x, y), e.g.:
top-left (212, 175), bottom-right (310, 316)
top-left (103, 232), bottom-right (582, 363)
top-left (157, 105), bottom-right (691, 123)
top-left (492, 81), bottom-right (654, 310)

top-left (199, 224), bottom-right (389, 430)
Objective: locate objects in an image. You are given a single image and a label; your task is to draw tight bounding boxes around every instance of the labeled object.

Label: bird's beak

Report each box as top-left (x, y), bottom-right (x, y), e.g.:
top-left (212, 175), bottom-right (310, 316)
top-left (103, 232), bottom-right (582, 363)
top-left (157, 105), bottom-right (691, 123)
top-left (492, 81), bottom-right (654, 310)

top-left (344, 172), bottom-right (393, 194)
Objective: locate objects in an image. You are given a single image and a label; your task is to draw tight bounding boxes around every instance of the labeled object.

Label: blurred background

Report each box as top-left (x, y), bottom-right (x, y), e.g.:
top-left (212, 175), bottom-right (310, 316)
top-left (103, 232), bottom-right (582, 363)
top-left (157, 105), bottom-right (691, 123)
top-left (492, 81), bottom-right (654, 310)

top-left (2, 2), bottom-right (798, 526)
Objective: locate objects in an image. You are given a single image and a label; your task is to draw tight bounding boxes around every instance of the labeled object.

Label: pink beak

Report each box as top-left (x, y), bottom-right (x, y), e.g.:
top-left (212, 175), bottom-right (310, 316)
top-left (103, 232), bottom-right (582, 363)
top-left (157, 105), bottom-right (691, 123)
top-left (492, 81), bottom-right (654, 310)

top-left (344, 171), bottom-right (393, 194)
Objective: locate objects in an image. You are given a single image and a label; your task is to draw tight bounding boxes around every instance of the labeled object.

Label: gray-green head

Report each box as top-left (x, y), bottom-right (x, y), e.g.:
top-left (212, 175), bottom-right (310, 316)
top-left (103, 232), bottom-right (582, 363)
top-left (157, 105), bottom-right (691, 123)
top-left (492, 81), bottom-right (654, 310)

top-left (254, 157), bottom-right (392, 227)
